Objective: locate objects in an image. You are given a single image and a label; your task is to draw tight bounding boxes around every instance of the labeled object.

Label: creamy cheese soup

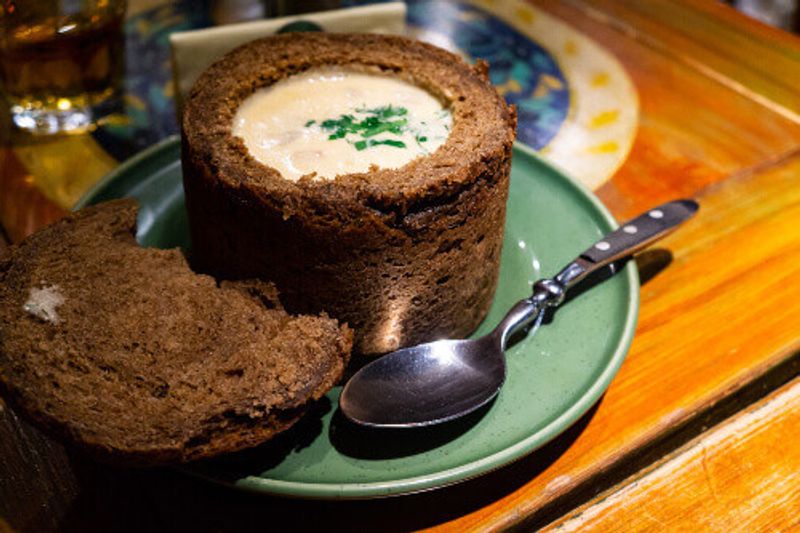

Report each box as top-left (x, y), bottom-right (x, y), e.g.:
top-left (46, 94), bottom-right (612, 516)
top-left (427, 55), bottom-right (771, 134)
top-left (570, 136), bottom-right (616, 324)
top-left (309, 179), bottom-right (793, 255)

top-left (233, 67), bottom-right (452, 180)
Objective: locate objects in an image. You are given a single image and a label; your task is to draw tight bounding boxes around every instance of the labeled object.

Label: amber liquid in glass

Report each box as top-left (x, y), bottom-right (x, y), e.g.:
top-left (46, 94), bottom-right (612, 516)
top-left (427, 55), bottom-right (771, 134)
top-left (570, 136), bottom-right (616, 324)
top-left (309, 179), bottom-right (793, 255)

top-left (0, 7), bottom-right (125, 133)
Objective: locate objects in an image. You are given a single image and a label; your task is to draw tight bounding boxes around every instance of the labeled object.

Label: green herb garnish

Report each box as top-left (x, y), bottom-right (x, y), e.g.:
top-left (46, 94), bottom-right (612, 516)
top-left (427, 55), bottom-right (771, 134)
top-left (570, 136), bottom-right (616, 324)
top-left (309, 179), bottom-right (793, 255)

top-left (364, 105), bottom-right (408, 119)
top-left (308, 106), bottom-right (412, 151)
top-left (354, 139), bottom-right (407, 151)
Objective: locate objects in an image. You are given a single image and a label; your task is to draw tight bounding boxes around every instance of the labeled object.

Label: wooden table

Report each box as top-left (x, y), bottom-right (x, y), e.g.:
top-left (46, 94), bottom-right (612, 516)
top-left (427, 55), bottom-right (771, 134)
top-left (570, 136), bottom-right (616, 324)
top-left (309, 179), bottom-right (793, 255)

top-left (2, 1), bottom-right (800, 530)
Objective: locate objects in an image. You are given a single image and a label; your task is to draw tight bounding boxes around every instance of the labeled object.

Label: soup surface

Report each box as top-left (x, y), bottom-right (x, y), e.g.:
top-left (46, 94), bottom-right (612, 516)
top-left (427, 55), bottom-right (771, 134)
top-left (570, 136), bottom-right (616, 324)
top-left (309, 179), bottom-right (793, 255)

top-left (233, 67), bottom-right (452, 180)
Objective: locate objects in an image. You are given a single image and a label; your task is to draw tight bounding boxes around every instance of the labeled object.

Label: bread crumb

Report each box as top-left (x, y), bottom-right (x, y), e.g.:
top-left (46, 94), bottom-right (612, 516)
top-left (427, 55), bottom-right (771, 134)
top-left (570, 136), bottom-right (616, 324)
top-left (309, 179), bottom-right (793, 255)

top-left (24, 285), bottom-right (64, 324)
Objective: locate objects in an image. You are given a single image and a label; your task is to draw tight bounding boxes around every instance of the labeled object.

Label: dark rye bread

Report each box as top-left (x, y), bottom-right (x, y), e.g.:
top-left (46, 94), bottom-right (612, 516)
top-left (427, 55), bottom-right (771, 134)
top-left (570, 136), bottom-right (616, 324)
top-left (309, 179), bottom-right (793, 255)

top-left (182, 33), bottom-right (517, 355)
top-left (0, 200), bottom-right (351, 466)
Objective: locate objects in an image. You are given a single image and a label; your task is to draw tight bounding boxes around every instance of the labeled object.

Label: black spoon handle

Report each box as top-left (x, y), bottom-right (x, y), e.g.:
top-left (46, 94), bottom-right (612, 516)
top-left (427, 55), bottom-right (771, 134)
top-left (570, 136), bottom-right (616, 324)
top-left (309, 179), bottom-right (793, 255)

top-left (554, 199), bottom-right (699, 290)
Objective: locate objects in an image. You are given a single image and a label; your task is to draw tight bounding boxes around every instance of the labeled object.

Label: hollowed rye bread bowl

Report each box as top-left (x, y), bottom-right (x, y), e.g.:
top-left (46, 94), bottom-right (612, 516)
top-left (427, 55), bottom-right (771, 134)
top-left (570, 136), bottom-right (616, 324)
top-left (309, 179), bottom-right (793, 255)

top-left (181, 33), bottom-right (517, 355)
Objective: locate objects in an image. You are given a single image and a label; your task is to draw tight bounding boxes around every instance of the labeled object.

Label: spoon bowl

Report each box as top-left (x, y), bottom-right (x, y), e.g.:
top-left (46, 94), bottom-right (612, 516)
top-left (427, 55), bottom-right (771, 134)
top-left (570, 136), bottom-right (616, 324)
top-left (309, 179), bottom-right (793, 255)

top-left (340, 335), bottom-right (506, 427)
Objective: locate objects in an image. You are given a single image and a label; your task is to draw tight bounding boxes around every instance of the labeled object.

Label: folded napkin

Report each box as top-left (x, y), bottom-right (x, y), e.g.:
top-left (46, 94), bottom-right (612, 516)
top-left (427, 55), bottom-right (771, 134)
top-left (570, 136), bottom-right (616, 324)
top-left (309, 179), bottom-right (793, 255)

top-left (169, 2), bottom-right (407, 111)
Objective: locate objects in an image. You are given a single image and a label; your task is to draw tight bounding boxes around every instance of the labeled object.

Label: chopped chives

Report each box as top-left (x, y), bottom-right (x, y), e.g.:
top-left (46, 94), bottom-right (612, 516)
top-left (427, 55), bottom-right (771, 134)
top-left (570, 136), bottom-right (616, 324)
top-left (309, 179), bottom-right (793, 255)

top-left (354, 139), bottom-right (407, 151)
top-left (309, 105), bottom-right (434, 151)
top-left (378, 139), bottom-right (406, 148)
top-left (363, 119), bottom-right (407, 138)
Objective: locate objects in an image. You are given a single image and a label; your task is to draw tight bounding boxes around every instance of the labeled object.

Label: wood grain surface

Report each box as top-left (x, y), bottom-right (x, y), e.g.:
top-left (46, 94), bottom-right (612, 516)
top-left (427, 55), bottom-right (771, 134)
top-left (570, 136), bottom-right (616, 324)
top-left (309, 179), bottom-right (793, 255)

top-left (574, 0), bottom-right (800, 122)
top-left (530, 0), bottom-right (800, 218)
top-left (0, 147), bottom-right (67, 244)
top-left (543, 377), bottom-right (800, 532)
top-left (2, 1), bottom-right (800, 531)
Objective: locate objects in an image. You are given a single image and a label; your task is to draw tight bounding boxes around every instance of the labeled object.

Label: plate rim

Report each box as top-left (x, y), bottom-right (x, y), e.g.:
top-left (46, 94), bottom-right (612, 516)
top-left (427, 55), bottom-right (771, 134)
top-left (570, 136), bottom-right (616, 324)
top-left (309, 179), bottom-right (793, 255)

top-left (76, 137), bottom-right (639, 499)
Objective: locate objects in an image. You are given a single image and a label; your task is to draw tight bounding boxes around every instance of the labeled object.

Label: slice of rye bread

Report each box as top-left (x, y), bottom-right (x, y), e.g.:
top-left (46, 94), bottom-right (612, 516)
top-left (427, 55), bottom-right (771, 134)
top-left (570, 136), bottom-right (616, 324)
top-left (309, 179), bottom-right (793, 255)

top-left (0, 199), bottom-right (352, 466)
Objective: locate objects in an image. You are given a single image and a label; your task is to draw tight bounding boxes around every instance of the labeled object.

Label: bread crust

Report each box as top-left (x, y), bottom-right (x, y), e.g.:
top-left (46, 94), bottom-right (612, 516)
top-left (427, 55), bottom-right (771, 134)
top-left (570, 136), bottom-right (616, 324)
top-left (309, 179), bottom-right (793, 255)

top-left (0, 200), bottom-right (352, 466)
top-left (182, 33), bottom-right (517, 354)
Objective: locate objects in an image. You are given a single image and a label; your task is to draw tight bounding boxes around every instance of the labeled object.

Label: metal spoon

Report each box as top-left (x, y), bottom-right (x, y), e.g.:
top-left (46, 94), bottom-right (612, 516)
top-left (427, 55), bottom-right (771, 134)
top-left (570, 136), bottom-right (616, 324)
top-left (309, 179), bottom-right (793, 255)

top-left (339, 199), bottom-right (699, 428)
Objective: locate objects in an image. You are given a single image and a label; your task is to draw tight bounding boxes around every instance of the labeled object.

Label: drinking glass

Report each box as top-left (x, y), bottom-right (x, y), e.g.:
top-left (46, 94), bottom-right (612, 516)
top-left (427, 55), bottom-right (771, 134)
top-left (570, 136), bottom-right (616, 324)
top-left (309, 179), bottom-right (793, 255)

top-left (0, 0), bottom-right (127, 135)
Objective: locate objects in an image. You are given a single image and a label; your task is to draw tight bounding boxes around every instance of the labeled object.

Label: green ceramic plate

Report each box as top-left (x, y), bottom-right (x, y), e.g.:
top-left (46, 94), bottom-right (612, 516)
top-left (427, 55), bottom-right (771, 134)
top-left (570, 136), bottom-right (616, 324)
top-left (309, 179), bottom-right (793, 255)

top-left (76, 136), bottom-right (638, 499)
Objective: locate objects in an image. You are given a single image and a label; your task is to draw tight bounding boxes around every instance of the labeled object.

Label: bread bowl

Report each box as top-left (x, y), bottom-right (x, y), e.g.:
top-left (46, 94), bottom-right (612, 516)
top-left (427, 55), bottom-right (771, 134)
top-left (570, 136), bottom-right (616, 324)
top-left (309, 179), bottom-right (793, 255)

top-left (181, 33), bottom-right (516, 354)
